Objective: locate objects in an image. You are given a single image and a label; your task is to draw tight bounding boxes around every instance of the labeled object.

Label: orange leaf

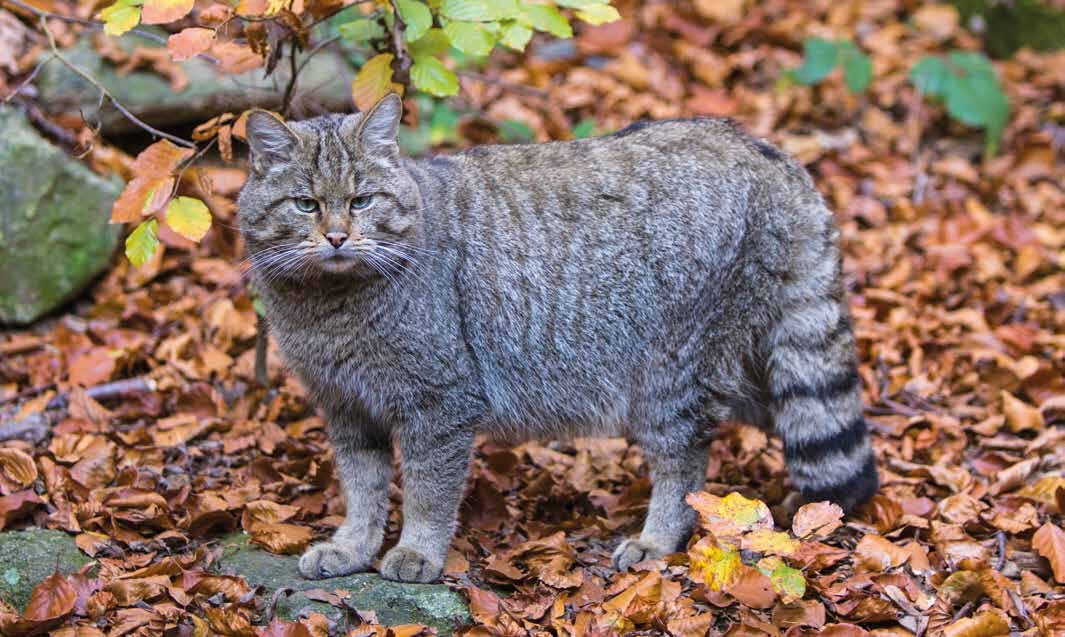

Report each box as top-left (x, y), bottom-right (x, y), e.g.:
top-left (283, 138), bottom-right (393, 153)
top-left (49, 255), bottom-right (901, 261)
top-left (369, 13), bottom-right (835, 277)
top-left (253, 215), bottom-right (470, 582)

top-left (261, 620), bottom-right (312, 637)
top-left (792, 501), bottom-right (844, 538)
top-left (212, 41), bottom-right (262, 74)
top-left (352, 53), bottom-right (395, 112)
top-left (0, 448), bottom-right (38, 488)
top-left (249, 522), bottom-right (313, 554)
top-left (23, 570), bottom-right (77, 622)
top-left (111, 141), bottom-right (192, 223)
top-left (1032, 522), bottom-right (1065, 583)
top-left (0, 490), bottom-right (44, 530)
top-left (1001, 391), bottom-right (1043, 433)
top-left (241, 499), bottom-right (301, 532)
top-left (854, 534), bottom-right (910, 572)
top-left (141, 0), bottom-right (194, 24)
top-left (167, 27), bottom-right (215, 61)
top-left (941, 610), bottom-right (1010, 637)
top-left (67, 347), bottom-right (116, 386)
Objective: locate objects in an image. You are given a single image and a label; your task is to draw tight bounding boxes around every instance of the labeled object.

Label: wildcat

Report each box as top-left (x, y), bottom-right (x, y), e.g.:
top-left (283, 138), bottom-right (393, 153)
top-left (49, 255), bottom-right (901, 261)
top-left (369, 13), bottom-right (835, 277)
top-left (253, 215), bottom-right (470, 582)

top-left (237, 94), bottom-right (878, 584)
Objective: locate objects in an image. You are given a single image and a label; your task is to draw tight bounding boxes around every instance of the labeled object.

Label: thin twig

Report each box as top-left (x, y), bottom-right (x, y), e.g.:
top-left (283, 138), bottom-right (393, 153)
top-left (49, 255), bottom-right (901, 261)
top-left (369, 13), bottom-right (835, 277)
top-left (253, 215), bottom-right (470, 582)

top-left (994, 530), bottom-right (1007, 571)
top-left (281, 40), bottom-right (300, 116)
top-left (387, 0), bottom-right (411, 87)
top-left (45, 376), bottom-right (157, 409)
top-left (1, 53), bottom-right (53, 103)
top-left (295, 35), bottom-right (340, 77)
top-left (39, 17), bottom-right (196, 148)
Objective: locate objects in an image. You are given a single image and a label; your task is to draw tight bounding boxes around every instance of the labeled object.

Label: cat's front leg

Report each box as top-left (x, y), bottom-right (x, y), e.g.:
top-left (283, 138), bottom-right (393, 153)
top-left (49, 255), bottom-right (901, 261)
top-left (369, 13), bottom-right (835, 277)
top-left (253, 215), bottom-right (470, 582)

top-left (299, 418), bottom-right (392, 579)
top-left (379, 421), bottom-right (474, 583)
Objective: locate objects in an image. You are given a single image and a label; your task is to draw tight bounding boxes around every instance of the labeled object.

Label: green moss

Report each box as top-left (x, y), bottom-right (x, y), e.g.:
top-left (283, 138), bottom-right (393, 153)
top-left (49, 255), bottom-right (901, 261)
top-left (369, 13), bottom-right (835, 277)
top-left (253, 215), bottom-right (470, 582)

top-left (0, 529), bottom-right (92, 612)
top-left (0, 107), bottom-right (122, 325)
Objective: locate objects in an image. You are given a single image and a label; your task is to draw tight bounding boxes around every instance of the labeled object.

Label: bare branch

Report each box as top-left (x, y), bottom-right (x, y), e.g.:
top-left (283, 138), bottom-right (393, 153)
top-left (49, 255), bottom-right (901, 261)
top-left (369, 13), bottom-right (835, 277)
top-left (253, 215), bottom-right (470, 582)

top-left (39, 17), bottom-right (196, 148)
top-left (387, 0), bottom-right (411, 87)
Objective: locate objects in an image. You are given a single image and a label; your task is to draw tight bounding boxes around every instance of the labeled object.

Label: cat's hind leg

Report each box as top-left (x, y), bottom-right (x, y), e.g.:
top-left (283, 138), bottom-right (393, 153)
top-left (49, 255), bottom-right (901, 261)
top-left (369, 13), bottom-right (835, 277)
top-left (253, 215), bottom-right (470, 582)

top-left (613, 423), bottom-right (710, 571)
top-left (299, 417), bottom-right (392, 579)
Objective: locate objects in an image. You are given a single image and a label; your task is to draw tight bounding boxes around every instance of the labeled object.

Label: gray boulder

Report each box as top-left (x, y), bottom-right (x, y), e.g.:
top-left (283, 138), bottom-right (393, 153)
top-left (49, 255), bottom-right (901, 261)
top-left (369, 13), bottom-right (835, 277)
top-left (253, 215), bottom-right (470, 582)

top-left (0, 106), bottom-right (122, 325)
top-left (213, 534), bottom-right (470, 633)
top-left (36, 34), bottom-right (356, 134)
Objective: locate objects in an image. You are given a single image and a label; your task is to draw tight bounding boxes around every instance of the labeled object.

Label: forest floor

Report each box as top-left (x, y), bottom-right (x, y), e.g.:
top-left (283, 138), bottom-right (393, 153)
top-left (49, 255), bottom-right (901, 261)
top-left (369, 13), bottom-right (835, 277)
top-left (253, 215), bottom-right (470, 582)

top-left (0, 0), bottom-right (1063, 635)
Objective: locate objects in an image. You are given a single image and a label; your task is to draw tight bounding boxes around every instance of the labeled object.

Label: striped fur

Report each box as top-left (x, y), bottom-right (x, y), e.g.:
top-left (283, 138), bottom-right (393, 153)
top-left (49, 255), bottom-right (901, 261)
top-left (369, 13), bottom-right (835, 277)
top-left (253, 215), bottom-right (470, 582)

top-left (237, 95), bottom-right (879, 583)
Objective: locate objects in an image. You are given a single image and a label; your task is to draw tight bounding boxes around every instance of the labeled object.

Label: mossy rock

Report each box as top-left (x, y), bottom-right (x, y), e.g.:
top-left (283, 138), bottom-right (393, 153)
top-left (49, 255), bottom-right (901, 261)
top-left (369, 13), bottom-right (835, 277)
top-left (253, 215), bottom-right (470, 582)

top-left (212, 534), bottom-right (470, 633)
top-left (0, 106), bottom-right (122, 325)
top-left (0, 529), bottom-right (93, 613)
top-left (36, 34), bottom-right (356, 134)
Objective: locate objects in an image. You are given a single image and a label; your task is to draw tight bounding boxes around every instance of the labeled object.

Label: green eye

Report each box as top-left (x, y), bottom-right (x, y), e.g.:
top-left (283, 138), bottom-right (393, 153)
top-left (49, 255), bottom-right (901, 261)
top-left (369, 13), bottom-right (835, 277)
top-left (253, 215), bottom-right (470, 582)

top-left (294, 198), bottom-right (318, 212)
top-left (351, 195), bottom-right (373, 211)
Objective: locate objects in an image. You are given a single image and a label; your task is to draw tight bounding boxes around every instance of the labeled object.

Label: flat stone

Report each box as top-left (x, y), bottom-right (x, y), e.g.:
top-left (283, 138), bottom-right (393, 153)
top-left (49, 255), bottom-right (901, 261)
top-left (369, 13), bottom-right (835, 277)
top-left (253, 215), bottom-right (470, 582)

top-left (0, 529), bottom-right (92, 612)
top-left (212, 534), bottom-right (470, 633)
top-left (0, 106), bottom-right (122, 325)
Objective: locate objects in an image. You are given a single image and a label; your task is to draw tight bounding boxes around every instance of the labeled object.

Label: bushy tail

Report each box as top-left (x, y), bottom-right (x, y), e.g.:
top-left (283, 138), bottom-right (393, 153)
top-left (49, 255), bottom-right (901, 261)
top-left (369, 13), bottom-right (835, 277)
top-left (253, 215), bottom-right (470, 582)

top-left (765, 268), bottom-right (878, 512)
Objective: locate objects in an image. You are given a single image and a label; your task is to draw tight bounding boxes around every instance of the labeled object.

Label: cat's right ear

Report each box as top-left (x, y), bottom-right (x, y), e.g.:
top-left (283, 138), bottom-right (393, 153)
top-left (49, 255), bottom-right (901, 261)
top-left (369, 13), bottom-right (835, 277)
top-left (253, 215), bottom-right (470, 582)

top-left (245, 110), bottom-right (299, 174)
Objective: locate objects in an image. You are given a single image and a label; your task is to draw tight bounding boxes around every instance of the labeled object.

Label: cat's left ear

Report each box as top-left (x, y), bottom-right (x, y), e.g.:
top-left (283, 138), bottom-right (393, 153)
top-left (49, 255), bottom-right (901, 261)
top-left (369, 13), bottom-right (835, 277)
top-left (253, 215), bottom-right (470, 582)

top-left (344, 94), bottom-right (402, 159)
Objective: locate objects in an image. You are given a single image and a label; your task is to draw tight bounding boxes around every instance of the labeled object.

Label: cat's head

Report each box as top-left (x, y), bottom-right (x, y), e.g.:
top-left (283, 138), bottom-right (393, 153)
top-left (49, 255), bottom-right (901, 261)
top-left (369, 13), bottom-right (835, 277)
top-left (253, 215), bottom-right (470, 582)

top-left (237, 94), bottom-right (423, 281)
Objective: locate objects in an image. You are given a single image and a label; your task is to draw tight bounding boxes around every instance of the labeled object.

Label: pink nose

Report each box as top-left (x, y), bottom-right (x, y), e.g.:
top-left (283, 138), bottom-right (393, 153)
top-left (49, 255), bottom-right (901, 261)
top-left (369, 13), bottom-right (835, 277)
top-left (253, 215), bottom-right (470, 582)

top-left (325, 232), bottom-right (348, 248)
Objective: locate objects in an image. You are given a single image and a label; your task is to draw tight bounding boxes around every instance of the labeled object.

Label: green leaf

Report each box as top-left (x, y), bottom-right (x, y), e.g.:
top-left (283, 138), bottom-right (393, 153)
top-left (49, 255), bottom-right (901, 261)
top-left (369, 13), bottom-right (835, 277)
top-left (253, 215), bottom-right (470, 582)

top-left (411, 55), bottom-right (459, 95)
top-left (770, 564), bottom-right (806, 601)
top-left (499, 21), bottom-right (533, 50)
top-left (125, 218), bottom-right (159, 267)
top-left (499, 119), bottom-right (534, 143)
top-left (840, 44), bottom-right (872, 93)
top-left (409, 27), bottom-right (451, 57)
top-left (99, 0), bottom-right (142, 36)
top-left (397, 0), bottom-right (432, 42)
top-left (444, 20), bottom-right (496, 56)
top-left (909, 50), bottom-right (1009, 155)
top-left (909, 55), bottom-right (950, 96)
top-left (165, 196), bottom-right (212, 241)
top-left (575, 3), bottom-right (620, 25)
top-left (440, 0), bottom-right (517, 21)
top-left (338, 18), bottom-right (386, 43)
top-left (789, 37), bottom-right (838, 85)
top-left (571, 118), bottom-right (596, 139)
top-left (519, 3), bottom-right (572, 38)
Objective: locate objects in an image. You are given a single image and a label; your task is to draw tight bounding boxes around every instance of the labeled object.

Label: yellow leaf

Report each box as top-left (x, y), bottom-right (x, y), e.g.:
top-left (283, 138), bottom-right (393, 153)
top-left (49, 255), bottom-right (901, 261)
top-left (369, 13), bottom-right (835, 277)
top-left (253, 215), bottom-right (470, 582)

top-left (687, 536), bottom-right (741, 591)
top-left (98, 0), bottom-right (141, 36)
top-left (686, 491), bottom-right (773, 543)
top-left (741, 529), bottom-right (799, 557)
top-left (164, 196), bottom-right (212, 242)
top-left (352, 53), bottom-right (395, 112)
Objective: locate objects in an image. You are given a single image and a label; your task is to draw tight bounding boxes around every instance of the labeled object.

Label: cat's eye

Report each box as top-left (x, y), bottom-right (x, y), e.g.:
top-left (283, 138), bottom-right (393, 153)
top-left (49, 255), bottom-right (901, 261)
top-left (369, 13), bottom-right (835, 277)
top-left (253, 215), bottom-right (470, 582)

top-left (294, 198), bottom-right (319, 213)
top-left (351, 195), bottom-right (374, 211)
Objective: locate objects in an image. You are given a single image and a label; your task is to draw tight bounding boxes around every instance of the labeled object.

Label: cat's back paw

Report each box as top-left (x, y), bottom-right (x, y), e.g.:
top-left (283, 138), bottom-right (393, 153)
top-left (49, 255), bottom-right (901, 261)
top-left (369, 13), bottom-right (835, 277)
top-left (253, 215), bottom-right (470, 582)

top-left (379, 545), bottom-right (443, 583)
top-left (612, 538), bottom-right (667, 572)
top-left (298, 541), bottom-right (372, 579)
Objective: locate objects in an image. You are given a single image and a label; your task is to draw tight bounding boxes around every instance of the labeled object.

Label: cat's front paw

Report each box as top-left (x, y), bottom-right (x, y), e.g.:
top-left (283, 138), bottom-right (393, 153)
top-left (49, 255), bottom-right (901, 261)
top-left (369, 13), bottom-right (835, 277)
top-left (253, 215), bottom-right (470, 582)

top-left (298, 541), bottom-right (372, 579)
top-left (379, 545), bottom-right (443, 583)
top-left (612, 538), bottom-right (667, 571)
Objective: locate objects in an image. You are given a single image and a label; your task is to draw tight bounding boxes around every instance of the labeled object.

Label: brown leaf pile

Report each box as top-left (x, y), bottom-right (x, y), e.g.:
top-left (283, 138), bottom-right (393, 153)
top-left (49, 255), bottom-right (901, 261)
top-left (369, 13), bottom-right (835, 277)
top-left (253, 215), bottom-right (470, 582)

top-left (1, 0), bottom-right (1064, 635)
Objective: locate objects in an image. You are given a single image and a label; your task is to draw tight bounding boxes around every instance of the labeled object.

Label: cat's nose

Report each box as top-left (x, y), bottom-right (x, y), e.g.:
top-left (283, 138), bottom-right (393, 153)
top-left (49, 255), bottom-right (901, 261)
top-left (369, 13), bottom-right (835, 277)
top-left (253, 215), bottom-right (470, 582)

top-left (325, 231), bottom-right (348, 248)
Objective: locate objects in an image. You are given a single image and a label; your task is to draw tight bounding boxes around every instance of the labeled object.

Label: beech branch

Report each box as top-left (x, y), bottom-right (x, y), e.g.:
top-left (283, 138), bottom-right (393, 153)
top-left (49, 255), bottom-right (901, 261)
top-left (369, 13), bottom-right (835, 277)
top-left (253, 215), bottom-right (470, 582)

top-left (39, 17), bottom-right (196, 148)
top-left (387, 0), bottom-right (411, 88)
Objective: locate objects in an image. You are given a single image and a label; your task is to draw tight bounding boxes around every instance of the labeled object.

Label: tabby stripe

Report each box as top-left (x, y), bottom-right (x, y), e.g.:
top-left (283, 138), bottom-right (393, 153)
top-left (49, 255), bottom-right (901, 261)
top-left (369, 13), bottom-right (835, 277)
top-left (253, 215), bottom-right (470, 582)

top-left (799, 453), bottom-right (878, 507)
top-left (776, 312), bottom-right (852, 351)
top-left (771, 365), bottom-right (859, 404)
top-left (783, 416), bottom-right (867, 463)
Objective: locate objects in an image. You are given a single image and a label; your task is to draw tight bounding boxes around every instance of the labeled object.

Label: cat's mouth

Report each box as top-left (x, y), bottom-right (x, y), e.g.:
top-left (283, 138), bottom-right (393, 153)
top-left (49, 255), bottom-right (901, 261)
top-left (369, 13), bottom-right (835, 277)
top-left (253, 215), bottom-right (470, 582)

top-left (317, 249), bottom-right (362, 273)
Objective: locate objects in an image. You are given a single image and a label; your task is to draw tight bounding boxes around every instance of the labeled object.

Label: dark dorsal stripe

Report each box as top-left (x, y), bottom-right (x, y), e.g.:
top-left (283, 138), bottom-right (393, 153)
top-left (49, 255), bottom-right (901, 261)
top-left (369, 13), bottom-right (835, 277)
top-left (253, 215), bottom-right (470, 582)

top-left (783, 416), bottom-right (867, 463)
top-left (771, 365), bottom-right (859, 404)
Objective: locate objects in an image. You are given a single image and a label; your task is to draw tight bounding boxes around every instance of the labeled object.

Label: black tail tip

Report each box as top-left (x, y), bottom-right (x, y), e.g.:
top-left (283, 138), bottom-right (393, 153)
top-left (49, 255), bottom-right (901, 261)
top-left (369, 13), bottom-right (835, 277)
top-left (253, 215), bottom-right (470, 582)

top-left (799, 454), bottom-right (879, 514)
